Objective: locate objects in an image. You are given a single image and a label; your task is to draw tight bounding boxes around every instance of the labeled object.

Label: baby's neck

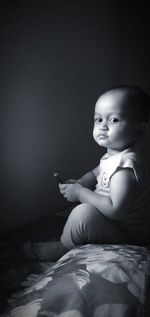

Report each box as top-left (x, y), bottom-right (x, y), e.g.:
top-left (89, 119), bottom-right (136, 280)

top-left (107, 149), bottom-right (121, 157)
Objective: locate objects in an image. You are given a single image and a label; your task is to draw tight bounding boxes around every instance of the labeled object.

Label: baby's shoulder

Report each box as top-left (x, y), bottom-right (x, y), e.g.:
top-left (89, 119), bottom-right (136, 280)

top-left (119, 148), bottom-right (141, 166)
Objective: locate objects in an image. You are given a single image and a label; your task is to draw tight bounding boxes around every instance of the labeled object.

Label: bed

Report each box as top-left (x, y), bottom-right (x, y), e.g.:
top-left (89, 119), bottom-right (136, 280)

top-left (1, 241), bottom-right (150, 317)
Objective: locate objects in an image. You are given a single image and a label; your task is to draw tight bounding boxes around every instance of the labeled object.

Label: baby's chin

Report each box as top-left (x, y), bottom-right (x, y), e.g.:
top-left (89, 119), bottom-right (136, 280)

top-left (95, 139), bottom-right (108, 148)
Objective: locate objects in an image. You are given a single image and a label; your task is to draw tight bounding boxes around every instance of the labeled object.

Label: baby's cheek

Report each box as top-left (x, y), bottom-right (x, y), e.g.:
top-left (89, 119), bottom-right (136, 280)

top-left (93, 127), bottom-right (98, 137)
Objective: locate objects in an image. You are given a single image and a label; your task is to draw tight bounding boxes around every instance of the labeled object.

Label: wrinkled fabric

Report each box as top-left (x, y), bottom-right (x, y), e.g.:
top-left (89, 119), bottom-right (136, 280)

top-left (1, 244), bottom-right (150, 317)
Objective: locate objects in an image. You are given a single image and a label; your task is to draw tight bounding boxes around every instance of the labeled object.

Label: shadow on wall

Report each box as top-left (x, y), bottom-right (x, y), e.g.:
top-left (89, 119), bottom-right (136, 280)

top-left (0, 1), bottom-right (150, 234)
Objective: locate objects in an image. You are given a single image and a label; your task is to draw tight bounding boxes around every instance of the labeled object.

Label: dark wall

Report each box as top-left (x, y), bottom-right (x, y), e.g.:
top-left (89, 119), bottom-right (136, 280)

top-left (1, 1), bottom-right (150, 234)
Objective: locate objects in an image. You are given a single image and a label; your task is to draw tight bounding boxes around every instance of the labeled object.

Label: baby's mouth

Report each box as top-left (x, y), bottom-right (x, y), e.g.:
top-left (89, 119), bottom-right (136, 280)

top-left (98, 134), bottom-right (108, 139)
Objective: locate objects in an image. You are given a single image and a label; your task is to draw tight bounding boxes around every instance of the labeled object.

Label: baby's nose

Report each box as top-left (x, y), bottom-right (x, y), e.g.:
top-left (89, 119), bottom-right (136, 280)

top-left (100, 122), bottom-right (108, 131)
top-left (101, 125), bottom-right (107, 131)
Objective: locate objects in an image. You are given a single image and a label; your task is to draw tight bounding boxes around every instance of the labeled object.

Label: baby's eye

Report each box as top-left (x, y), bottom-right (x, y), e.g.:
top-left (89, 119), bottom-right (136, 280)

top-left (94, 118), bottom-right (102, 123)
top-left (109, 117), bottom-right (119, 123)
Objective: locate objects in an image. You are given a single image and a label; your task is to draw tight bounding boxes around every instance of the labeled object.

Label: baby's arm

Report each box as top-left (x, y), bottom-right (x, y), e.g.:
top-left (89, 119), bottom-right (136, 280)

top-left (79, 168), bottom-right (136, 220)
top-left (60, 168), bottom-right (136, 220)
top-left (77, 166), bottom-right (99, 189)
top-left (66, 166), bottom-right (99, 189)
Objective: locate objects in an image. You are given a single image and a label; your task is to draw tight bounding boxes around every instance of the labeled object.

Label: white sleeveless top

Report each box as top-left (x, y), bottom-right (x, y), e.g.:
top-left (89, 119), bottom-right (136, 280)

top-left (95, 147), bottom-right (150, 243)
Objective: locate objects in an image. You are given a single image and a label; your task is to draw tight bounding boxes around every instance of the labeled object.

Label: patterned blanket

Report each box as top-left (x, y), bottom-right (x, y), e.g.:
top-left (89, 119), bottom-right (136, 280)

top-left (1, 244), bottom-right (150, 317)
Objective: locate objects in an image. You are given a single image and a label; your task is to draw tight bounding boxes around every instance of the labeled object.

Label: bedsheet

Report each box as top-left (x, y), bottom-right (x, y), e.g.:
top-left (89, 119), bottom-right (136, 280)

top-left (1, 244), bottom-right (150, 317)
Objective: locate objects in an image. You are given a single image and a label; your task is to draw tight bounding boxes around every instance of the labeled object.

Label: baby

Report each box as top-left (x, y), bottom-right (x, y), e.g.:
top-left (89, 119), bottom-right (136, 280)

top-left (24, 85), bottom-right (150, 261)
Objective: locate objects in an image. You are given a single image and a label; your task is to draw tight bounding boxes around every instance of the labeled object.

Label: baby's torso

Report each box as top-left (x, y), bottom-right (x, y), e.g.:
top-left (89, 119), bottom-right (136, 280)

top-left (95, 148), bottom-right (150, 241)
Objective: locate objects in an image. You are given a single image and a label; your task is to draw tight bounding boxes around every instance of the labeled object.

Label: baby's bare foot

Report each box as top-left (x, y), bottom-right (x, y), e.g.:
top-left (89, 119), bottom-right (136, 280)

top-left (22, 241), bottom-right (67, 262)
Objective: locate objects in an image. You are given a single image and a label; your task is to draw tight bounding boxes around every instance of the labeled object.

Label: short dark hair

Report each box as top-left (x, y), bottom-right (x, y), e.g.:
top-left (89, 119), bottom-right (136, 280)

top-left (106, 85), bottom-right (150, 123)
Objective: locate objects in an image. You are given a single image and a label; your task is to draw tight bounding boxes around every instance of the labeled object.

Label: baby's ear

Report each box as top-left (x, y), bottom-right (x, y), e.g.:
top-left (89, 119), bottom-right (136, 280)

top-left (134, 122), bottom-right (148, 140)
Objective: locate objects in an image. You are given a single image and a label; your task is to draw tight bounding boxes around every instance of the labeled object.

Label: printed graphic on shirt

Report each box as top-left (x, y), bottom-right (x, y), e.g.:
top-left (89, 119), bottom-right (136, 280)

top-left (101, 172), bottom-right (110, 188)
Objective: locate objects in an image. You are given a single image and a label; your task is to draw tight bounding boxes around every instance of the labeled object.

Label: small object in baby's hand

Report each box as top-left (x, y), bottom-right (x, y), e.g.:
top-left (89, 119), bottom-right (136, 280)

top-left (53, 172), bottom-right (64, 184)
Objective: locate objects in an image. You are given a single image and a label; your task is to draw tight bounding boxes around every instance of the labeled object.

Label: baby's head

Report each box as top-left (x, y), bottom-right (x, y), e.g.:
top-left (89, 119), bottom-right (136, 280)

top-left (99, 85), bottom-right (150, 124)
top-left (93, 85), bottom-right (150, 151)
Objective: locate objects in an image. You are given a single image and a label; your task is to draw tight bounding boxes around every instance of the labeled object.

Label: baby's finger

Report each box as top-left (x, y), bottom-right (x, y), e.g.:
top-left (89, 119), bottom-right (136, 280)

top-left (65, 179), bottom-right (76, 184)
top-left (59, 183), bottom-right (68, 189)
top-left (59, 187), bottom-right (66, 194)
top-left (60, 186), bottom-right (69, 194)
top-left (59, 189), bottom-right (67, 197)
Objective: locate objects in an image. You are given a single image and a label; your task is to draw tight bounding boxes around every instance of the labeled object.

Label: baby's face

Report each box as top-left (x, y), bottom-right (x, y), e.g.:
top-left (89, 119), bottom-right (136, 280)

top-left (93, 90), bottom-right (138, 152)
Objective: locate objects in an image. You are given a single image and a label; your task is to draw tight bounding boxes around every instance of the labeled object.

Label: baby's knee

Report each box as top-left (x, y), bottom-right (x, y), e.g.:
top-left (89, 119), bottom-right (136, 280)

top-left (72, 203), bottom-right (97, 222)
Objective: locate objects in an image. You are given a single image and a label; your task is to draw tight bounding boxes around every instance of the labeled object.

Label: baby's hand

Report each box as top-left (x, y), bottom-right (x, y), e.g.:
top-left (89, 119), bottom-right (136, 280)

top-left (59, 183), bottom-right (82, 202)
top-left (65, 179), bottom-right (77, 184)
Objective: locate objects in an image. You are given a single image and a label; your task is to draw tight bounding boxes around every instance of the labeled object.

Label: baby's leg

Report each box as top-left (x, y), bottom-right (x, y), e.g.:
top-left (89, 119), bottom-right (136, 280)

top-left (23, 203), bottom-right (128, 261)
top-left (61, 203), bottom-right (129, 249)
